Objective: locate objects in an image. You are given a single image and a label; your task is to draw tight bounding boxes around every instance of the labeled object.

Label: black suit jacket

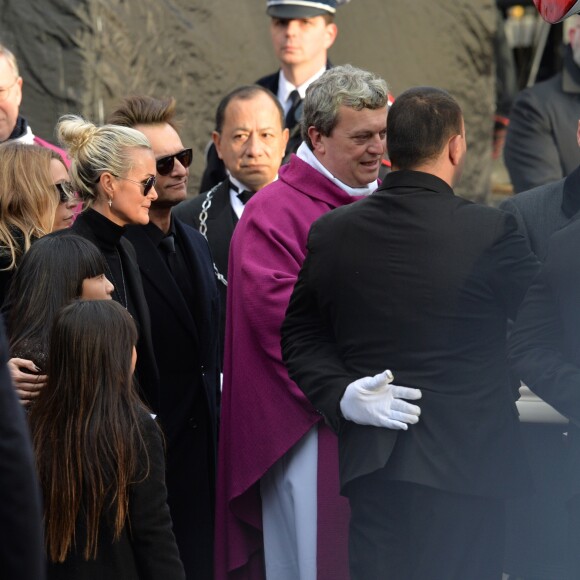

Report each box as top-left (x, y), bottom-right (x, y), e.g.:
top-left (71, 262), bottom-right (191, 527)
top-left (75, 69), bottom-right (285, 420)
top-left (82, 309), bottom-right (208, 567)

top-left (500, 163), bottom-right (580, 259)
top-left (124, 219), bottom-right (220, 446)
top-left (67, 213), bottom-right (161, 411)
top-left (173, 180), bottom-right (235, 357)
top-left (124, 218), bottom-right (219, 579)
top-left (504, 46), bottom-right (580, 193)
top-left (0, 316), bottom-right (44, 580)
top-left (282, 170), bottom-right (540, 497)
top-left (510, 215), bottom-right (580, 499)
top-left (124, 219), bottom-right (220, 579)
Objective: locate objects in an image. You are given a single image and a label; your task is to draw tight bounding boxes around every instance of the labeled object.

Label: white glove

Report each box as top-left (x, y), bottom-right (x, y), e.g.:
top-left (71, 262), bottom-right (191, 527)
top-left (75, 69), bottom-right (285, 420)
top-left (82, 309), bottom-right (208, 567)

top-left (340, 370), bottom-right (422, 429)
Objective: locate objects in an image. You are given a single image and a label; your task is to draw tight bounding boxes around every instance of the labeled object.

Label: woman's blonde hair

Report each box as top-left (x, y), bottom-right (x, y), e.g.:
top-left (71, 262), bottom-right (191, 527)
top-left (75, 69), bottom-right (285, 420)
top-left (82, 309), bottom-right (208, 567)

top-left (0, 142), bottom-right (60, 270)
top-left (56, 115), bottom-right (151, 208)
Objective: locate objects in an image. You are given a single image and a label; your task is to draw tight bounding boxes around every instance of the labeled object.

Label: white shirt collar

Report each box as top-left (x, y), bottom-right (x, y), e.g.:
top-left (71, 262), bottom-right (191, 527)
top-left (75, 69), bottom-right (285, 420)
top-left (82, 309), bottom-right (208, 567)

top-left (277, 67), bottom-right (327, 115)
top-left (227, 174), bottom-right (278, 219)
top-left (11, 125), bottom-right (35, 145)
top-left (228, 175), bottom-right (248, 219)
top-left (296, 142), bottom-right (377, 197)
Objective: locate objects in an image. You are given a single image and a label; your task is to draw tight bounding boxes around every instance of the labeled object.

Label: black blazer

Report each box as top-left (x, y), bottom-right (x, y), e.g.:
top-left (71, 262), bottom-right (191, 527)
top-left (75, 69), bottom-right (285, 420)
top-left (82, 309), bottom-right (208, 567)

top-left (504, 46), bottom-right (580, 193)
top-left (124, 219), bottom-right (220, 579)
top-left (282, 170), bottom-right (540, 497)
top-left (124, 219), bottom-right (220, 448)
top-left (510, 215), bottom-right (580, 499)
top-left (0, 316), bottom-right (45, 580)
top-left (500, 163), bottom-right (580, 259)
top-left (67, 211), bottom-right (161, 412)
top-left (46, 412), bottom-right (185, 580)
top-left (173, 180), bottom-right (235, 357)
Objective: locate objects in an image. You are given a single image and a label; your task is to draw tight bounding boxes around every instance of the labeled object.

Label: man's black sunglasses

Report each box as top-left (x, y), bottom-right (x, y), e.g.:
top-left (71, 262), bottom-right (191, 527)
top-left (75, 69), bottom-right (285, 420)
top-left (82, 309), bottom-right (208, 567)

top-left (156, 148), bottom-right (193, 176)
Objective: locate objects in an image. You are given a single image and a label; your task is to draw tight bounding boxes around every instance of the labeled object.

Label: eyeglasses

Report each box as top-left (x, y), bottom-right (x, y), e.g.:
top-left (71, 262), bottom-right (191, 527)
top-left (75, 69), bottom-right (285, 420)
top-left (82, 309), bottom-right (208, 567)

top-left (0, 78), bottom-right (18, 103)
top-left (55, 182), bottom-right (75, 203)
top-left (115, 175), bottom-right (157, 196)
top-left (156, 148), bottom-right (193, 176)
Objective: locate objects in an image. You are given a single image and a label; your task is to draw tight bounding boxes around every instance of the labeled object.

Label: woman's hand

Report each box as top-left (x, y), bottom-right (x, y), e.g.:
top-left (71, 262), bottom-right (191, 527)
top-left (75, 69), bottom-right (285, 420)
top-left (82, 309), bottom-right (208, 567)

top-left (7, 358), bottom-right (47, 407)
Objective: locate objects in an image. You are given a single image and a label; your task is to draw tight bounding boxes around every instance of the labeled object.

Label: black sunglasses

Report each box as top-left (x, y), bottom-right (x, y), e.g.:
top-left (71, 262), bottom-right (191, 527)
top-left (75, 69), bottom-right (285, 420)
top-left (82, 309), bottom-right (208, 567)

top-left (55, 182), bottom-right (74, 203)
top-left (156, 148), bottom-right (193, 176)
top-left (116, 175), bottom-right (157, 196)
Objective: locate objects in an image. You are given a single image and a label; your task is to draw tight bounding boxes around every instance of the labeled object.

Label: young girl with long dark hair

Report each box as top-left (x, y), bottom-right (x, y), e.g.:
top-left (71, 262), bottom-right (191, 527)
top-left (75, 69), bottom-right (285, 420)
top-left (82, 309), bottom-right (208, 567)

top-left (29, 300), bottom-right (185, 579)
top-left (5, 235), bottom-right (113, 405)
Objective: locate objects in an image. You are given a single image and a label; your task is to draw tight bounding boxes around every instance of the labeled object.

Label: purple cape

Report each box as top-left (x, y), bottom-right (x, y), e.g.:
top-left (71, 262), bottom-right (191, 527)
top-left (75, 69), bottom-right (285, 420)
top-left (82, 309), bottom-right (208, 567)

top-left (216, 155), bottom-right (365, 579)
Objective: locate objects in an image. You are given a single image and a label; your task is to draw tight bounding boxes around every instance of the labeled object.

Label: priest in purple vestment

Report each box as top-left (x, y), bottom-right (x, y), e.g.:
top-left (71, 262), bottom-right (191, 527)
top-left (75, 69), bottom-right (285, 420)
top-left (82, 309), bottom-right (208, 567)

top-left (215, 65), bottom-right (390, 580)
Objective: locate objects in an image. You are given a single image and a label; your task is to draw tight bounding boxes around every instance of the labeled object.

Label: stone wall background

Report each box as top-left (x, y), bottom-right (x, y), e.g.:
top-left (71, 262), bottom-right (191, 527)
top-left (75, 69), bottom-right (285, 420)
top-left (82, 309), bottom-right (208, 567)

top-left (0, 0), bottom-right (496, 202)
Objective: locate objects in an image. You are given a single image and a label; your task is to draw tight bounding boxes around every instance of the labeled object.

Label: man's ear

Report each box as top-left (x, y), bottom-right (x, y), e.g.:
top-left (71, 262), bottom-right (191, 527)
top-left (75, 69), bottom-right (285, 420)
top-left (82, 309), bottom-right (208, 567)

top-left (448, 134), bottom-right (463, 167)
top-left (281, 127), bottom-right (290, 156)
top-left (14, 76), bottom-right (23, 107)
top-left (324, 22), bottom-right (338, 50)
top-left (308, 126), bottom-right (325, 155)
top-left (212, 131), bottom-right (223, 160)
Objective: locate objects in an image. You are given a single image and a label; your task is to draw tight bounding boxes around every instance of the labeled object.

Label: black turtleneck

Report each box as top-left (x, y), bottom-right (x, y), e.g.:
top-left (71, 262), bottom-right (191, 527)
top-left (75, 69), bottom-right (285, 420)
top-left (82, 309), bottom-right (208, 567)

top-left (71, 209), bottom-right (134, 314)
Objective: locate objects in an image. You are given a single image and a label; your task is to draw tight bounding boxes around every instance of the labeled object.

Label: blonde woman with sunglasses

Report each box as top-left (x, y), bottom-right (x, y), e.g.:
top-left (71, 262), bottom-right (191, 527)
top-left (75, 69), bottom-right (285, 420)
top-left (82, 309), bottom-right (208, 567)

top-left (56, 114), bottom-right (162, 413)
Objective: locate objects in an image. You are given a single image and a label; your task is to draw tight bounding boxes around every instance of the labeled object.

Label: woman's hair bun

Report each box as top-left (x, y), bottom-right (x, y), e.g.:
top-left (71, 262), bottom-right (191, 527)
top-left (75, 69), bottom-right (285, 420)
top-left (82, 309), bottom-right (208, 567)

top-left (56, 115), bottom-right (99, 158)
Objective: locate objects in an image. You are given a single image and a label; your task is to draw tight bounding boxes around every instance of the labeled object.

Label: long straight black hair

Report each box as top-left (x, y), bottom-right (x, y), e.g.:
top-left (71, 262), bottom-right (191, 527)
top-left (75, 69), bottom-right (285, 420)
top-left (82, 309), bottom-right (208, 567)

top-left (6, 234), bottom-right (107, 365)
top-left (29, 300), bottom-right (148, 562)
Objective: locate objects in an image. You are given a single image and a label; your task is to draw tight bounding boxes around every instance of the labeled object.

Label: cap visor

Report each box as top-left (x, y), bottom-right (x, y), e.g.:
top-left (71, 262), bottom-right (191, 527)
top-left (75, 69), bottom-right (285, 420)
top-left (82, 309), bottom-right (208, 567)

top-left (267, 5), bottom-right (330, 18)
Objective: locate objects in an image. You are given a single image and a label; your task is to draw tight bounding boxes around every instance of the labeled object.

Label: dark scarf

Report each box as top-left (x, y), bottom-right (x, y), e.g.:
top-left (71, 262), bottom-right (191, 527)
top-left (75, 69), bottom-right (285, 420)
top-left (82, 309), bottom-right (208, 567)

top-left (5, 116), bottom-right (28, 142)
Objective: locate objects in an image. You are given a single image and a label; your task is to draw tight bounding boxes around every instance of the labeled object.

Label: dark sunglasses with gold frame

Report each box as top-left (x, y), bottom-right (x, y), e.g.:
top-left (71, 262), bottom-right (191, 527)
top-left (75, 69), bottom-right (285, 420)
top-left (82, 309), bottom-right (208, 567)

top-left (156, 148), bottom-right (193, 176)
top-left (95, 173), bottom-right (157, 197)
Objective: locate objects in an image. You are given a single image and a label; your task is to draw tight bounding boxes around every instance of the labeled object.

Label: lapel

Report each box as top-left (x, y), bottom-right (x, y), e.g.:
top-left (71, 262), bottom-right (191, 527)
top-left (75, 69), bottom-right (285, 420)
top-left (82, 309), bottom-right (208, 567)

top-left (125, 226), bottom-right (200, 345)
top-left (561, 164), bottom-right (580, 219)
top-left (175, 219), bottom-right (218, 348)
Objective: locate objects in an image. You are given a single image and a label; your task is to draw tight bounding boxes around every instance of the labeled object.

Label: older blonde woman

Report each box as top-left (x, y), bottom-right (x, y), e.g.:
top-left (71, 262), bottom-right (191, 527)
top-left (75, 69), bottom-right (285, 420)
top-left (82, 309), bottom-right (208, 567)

top-left (56, 114), bottom-right (161, 412)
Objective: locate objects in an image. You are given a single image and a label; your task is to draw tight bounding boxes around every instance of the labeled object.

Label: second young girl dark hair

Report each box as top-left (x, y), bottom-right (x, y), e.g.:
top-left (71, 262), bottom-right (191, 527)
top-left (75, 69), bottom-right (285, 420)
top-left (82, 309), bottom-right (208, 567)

top-left (29, 300), bottom-right (147, 562)
top-left (6, 234), bottom-right (107, 367)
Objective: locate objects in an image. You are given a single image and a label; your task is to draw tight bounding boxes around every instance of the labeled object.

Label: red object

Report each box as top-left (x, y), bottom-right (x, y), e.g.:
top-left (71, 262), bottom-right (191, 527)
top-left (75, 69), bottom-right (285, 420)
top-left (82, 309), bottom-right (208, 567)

top-left (534, 0), bottom-right (580, 23)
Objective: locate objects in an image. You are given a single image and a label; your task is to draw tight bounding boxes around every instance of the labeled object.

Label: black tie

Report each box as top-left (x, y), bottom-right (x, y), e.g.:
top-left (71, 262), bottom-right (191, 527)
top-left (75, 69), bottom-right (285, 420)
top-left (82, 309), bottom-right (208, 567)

top-left (237, 190), bottom-right (254, 204)
top-left (285, 89), bottom-right (302, 130)
top-left (230, 181), bottom-right (254, 204)
top-left (160, 234), bottom-right (176, 272)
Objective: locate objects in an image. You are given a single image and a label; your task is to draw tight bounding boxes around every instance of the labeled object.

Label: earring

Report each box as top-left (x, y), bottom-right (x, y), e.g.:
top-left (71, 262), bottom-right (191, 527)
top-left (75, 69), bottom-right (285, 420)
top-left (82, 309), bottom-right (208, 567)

top-left (108, 198), bottom-right (112, 208)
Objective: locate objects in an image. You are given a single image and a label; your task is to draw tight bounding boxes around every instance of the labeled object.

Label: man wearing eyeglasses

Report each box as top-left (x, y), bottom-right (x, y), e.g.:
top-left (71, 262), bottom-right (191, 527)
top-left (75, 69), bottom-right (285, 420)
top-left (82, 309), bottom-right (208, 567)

top-left (0, 44), bottom-right (68, 164)
top-left (108, 96), bottom-right (220, 580)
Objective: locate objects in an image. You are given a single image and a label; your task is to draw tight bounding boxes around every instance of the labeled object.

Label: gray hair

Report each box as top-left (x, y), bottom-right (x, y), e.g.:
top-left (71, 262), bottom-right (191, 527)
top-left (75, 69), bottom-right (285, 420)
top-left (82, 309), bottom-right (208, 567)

top-left (0, 44), bottom-right (19, 78)
top-left (301, 64), bottom-right (389, 149)
top-left (56, 115), bottom-right (151, 208)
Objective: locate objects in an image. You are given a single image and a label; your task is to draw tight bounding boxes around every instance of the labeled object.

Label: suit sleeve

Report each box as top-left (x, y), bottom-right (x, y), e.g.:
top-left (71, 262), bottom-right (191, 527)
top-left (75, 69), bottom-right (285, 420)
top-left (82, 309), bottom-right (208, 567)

top-left (509, 259), bottom-right (580, 425)
top-left (504, 88), bottom-right (564, 193)
top-left (487, 211), bottom-right (540, 320)
top-left (281, 221), bottom-right (355, 434)
top-left (499, 197), bottom-right (532, 250)
top-left (0, 316), bottom-right (45, 580)
top-left (130, 415), bottom-right (186, 580)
